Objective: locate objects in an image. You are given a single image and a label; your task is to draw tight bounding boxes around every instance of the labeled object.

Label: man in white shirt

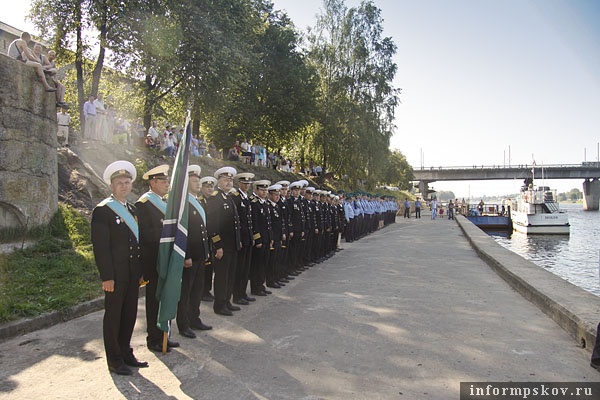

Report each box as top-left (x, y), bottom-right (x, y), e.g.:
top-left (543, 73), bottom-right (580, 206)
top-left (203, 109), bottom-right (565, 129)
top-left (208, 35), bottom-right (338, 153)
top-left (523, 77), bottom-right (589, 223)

top-left (83, 95), bottom-right (96, 139)
top-left (57, 107), bottom-right (70, 147)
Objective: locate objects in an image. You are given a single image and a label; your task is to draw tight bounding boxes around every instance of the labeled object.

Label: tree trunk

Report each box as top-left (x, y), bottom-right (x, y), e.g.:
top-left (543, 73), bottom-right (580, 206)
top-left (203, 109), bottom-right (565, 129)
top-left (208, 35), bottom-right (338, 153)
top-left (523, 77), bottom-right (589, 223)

top-left (90, 22), bottom-right (107, 97)
top-left (75, 13), bottom-right (86, 138)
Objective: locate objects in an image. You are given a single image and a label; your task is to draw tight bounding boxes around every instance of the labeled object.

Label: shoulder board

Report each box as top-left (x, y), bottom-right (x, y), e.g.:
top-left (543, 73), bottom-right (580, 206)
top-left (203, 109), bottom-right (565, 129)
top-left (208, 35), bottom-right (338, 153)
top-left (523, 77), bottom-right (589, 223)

top-left (231, 191), bottom-right (240, 197)
top-left (251, 198), bottom-right (259, 203)
top-left (211, 191), bottom-right (219, 197)
top-left (138, 197), bottom-right (149, 203)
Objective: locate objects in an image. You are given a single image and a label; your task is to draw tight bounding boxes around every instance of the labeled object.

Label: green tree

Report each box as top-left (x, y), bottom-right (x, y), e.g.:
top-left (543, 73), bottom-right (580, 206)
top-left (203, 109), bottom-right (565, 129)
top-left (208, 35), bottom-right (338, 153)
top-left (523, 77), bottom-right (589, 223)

top-left (381, 149), bottom-right (413, 190)
top-left (307, 0), bottom-right (400, 185)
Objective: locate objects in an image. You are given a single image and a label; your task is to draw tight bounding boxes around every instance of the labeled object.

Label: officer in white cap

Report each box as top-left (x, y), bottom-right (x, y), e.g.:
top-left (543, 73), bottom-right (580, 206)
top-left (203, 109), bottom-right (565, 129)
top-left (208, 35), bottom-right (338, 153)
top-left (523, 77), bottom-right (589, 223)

top-left (231, 172), bottom-right (256, 305)
top-left (266, 184), bottom-right (287, 288)
top-left (197, 175), bottom-right (217, 301)
top-left (205, 166), bottom-right (242, 316)
top-left (275, 180), bottom-right (291, 281)
top-left (286, 181), bottom-right (305, 276)
top-left (92, 160), bottom-right (147, 375)
top-left (176, 165), bottom-right (212, 338)
top-left (135, 164), bottom-right (180, 352)
top-left (249, 180), bottom-right (272, 295)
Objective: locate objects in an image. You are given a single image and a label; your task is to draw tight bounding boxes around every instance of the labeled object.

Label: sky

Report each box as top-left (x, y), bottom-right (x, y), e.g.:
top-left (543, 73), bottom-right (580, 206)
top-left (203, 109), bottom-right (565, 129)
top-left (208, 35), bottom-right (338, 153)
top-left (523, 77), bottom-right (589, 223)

top-left (3, 0), bottom-right (600, 198)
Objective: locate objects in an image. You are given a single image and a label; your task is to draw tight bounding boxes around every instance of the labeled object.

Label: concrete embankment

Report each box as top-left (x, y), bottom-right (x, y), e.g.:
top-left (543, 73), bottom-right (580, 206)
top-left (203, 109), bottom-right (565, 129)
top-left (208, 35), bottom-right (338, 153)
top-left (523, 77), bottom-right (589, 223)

top-left (0, 216), bottom-right (597, 399)
top-left (456, 214), bottom-right (600, 352)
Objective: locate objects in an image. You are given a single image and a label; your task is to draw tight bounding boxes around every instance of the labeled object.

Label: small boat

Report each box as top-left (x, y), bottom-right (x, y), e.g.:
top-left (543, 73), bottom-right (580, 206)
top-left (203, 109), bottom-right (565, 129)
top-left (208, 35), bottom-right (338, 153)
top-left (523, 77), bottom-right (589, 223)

top-left (510, 178), bottom-right (570, 235)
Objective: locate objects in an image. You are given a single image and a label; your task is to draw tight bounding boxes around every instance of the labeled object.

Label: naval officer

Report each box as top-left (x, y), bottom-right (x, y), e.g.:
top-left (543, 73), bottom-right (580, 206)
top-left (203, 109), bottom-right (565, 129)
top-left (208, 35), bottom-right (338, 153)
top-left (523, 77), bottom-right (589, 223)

top-left (91, 160), bottom-right (147, 375)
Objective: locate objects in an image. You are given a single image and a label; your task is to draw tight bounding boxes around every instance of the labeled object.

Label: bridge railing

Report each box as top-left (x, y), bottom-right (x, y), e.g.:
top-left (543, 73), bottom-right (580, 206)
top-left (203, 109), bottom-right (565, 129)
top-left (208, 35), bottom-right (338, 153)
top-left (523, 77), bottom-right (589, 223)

top-left (415, 163), bottom-right (591, 171)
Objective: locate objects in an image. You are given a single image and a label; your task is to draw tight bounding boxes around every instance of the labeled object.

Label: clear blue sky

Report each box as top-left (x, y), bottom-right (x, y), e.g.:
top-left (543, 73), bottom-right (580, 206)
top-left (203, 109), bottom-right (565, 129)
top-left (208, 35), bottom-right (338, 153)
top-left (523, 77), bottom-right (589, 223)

top-left (271, 0), bottom-right (600, 198)
top-left (4, 0), bottom-right (600, 197)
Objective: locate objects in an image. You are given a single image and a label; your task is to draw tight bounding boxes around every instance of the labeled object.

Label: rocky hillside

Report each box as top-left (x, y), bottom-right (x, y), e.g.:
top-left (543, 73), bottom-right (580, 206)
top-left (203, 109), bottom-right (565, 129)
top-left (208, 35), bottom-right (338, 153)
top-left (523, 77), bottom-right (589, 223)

top-left (58, 140), bottom-right (318, 217)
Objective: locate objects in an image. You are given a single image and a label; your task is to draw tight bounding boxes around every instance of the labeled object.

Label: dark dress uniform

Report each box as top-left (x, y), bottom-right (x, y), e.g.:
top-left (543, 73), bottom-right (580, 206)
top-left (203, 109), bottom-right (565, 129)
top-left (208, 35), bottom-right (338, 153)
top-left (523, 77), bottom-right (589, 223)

top-left (267, 199), bottom-right (285, 286)
top-left (198, 194), bottom-right (214, 299)
top-left (135, 193), bottom-right (166, 349)
top-left (286, 195), bottom-right (305, 272)
top-left (176, 196), bottom-right (210, 333)
top-left (91, 198), bottom-right (142, 370)
top-left (205, 188), bottom-right (241, 314)
top-left (250, 196), bottom-right (272, 294)
top-left (231, 188), bottom-right (254, 303)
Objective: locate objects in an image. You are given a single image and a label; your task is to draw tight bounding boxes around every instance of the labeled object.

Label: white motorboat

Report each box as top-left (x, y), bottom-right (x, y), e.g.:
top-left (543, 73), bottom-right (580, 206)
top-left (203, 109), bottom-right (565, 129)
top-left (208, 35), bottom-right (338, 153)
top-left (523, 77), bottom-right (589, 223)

top-left (510, 179), bottom-right (570, 235)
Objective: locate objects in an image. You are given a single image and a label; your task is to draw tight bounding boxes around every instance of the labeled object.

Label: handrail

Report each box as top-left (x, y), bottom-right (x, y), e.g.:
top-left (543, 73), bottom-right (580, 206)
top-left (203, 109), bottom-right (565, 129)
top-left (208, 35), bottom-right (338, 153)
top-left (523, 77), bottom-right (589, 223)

top-left (415, 163), bottom-right (600, 171)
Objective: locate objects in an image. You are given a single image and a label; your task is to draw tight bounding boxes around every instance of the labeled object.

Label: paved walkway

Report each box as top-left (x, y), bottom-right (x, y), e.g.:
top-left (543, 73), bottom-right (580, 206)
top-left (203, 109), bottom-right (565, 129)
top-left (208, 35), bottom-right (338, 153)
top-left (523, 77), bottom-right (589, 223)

top-left (0, 217), bottom-right (597, 399)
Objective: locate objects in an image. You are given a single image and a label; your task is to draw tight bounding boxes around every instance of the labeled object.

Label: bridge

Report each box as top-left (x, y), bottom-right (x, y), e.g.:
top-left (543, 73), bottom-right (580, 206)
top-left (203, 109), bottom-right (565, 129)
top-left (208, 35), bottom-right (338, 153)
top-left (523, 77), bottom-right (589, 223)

top-left (412, 163), bottom-right (600, 210)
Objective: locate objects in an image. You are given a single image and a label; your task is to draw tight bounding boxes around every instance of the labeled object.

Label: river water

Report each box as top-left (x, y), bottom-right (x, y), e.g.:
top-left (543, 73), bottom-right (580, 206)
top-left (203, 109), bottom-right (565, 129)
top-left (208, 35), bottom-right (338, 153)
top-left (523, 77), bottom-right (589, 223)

top-left (490, 203), bottom-right (600, 296)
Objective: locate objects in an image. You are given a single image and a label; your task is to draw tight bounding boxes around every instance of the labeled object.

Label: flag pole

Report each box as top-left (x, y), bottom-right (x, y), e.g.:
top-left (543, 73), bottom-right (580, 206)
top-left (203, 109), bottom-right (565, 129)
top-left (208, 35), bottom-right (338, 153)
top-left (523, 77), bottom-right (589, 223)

top-left (162, 331), bottom-right (168, 354)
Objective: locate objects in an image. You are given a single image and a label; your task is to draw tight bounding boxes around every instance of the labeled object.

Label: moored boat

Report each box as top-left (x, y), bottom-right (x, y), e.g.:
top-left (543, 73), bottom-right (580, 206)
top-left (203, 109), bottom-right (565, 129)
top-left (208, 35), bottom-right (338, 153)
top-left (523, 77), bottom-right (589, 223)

top-left (510, 178), bottom-right (570, 235)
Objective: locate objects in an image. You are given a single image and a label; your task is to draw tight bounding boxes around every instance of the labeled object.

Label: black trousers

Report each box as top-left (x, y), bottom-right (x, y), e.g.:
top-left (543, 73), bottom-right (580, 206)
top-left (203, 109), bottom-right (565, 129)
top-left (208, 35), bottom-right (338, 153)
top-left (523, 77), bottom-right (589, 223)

top-left (213, 248), bottom-right (236, 311)
top-left (177, 261), bottom-right (203, 331)
top-left (234, 244), bottom-right (252, 300)
top-left (267, 241), bottom-right (281, 284)
top-left (250, 244), bottom-right (268, 292)
top-left (144, 268), bottom-right (163, 346)
top-left (103, 279), bottom-right (139, 367)
top-left (202, 262), bottom-right (214, 295)
top-left (415, 207), bottom-right (421, 218)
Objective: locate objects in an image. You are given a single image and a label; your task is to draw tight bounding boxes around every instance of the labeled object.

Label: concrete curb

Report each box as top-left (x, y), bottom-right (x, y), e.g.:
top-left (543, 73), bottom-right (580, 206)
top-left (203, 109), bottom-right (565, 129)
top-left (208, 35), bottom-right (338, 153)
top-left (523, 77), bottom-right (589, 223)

top-left (0, 286), bottom-right (146, 342)
top-left (456, 214), bottom-right (600, 351)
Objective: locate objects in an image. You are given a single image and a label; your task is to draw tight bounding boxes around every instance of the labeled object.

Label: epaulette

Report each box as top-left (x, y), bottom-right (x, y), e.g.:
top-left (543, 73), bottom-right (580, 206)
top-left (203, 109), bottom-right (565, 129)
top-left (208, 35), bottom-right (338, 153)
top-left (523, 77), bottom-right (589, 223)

top-left (211, 190), bottom-right (219, 197)
top-left (138, 197), bottom-right (149, 203)
top-left (251, 198), bottom-right (259, 203)
top-left (231, 190), bottom-right (240, 197)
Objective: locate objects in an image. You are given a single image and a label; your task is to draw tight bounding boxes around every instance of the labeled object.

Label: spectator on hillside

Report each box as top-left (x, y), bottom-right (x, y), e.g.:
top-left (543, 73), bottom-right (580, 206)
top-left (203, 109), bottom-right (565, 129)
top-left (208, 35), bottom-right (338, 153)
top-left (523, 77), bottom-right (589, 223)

top-left (198, 135), bottom-right (207, 156)
top-left (241, 138), bottom-right (251, 164)
top-left (147, 121), bottom-right (158, 141)
top-left (315, 165), bottom-right (323, 176)
top-left (191, 134), bottom-right (200, 157)
top-left (208, 142), bottom-right (219, 158)
top-left (56, 107), bottom-right (70, 147)
top-left (227, 144), bottom-right (240, 161)
top-left (35, 46), bottom-right (67, 107)
top-left (94, 93), bottom-right (108, 142)
top-left (83, 95), bottom-right (96, 139)
top-left (7, 32), bottom-right (56, 92)
top-left (164, 132), bottom-right (176, 157)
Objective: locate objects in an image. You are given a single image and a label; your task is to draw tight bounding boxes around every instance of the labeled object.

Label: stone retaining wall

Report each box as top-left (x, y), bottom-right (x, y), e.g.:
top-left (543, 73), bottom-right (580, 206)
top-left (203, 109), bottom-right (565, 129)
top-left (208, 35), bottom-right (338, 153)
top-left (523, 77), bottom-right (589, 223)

top-left (0, 54), bottom-right (58, 228)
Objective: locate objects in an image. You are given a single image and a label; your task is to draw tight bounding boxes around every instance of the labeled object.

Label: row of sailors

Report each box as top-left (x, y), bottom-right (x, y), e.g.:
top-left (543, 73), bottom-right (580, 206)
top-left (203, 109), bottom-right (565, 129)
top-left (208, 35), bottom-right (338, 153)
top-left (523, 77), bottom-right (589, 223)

top-left (91, 160), bottom-right (397, 375)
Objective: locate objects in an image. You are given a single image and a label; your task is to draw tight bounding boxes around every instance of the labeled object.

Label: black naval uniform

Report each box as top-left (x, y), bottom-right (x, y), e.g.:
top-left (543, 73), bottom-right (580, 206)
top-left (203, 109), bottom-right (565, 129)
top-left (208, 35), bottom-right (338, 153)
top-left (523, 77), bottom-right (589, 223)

top-left (267, 199), bottom-right (285, 286)
top-left (205, 188), bottom-right (242, 314)
top-left (250, 195), bottom-right (272, 294)
top-left (135, 193), bottom-right (167, 349)
top-left (198, 194), bottom-right (214, 299)
top-left (231, 188), bottom-right (254, 303)
top-left (177, 196), bottom-right (210, 333)
top-left (91, 197), bottom-right (142, 370)
top-left (286, 195), bottom-right (305, 272)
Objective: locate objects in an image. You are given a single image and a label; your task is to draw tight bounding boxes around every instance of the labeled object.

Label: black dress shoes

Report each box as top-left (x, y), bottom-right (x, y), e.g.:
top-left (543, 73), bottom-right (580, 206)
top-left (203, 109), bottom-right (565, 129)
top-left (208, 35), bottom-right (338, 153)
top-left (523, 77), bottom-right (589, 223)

top-left (215, 307), bottom-right (233, 316)
top-left (264, 290), bottom-right (272, 294)
top-left (244, 295), bottom-right (256, 302)
top-left (148, 343), bottom-right (171, 353)
top-left (109, 364), bottom-right (133, 375)
top-left (190, 321), bottom-right (213, 331)
top-left (233, 298), bottom-right (250, 305)
top-left (180, 328), bottom-right (197, 338)
top-left (277, 281), bottom-right (286, 286)
top-left (201, 293), bottom-right (214, 301)
top-left (285, 276), bottom-right (295, 280)
top-left (124, 357), bottom-right (149, 368)
top-left (251, 291), bottom-right (267, 296)
top-left (227, 303), bottom-right (241, 311)
top-left (591, 362), bottom-right (600, 372)
top-left (168, 340), bottom-right (180, 348)
top-left (266, 283), bottom-right (281, 289)
top-left (279, 278), bottom-right (290, 283)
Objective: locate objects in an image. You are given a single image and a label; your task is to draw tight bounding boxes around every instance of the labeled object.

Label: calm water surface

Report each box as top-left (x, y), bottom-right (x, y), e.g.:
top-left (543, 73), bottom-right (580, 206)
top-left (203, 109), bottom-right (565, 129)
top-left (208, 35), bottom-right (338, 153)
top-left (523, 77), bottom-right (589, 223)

top-left (491, 203), bottom-right (600, 296)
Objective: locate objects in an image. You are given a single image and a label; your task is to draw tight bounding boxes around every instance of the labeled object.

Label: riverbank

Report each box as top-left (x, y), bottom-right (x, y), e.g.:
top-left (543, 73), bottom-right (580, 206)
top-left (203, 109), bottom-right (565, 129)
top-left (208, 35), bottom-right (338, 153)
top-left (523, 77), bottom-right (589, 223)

top-left (0, 215), bottom-right (597, 398)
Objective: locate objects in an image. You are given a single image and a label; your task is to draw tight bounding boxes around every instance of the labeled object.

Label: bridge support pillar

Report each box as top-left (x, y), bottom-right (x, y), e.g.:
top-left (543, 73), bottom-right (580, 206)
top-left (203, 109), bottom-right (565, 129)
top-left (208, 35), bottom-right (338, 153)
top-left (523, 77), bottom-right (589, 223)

top-left (582, 179), bottom-right (600, 211)
top-left (418, 181), bottom-right (429, 199)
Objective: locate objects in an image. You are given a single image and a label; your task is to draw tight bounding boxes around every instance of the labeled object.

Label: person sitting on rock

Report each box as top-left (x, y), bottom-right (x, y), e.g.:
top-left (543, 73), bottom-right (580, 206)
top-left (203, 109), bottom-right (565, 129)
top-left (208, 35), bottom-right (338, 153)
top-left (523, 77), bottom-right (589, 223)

top-left (7, 32), bottom-right (56, 92)
top-left (32, 44), bottom-right (67, 107)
